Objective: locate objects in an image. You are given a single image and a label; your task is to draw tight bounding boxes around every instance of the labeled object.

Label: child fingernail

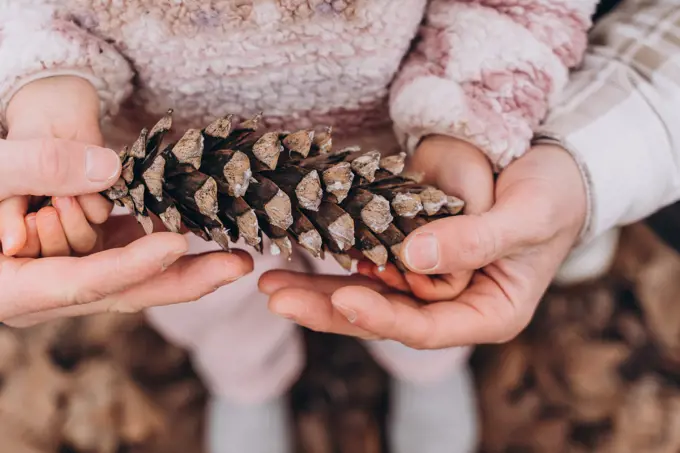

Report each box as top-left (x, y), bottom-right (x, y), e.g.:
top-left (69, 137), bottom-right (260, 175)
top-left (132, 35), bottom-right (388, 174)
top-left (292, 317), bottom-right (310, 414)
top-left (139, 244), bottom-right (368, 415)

top-left (332, 302), bottom-right (358, 324)
top-left (404, 232), bottom-right (439, 271)
top-left (86, 146), bottom-right (120, 182)
top-left (2, 234), bottom-right (18, 256)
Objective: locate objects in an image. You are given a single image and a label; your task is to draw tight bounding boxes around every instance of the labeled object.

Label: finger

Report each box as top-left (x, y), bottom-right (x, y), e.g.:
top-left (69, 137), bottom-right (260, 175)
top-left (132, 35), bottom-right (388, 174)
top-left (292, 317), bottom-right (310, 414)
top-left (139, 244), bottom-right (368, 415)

top-left (36, 206), bottom-right (71, 257)
top-left (356, 260), bottom-right (380, 280)
top-left (0, 138), bottom-right (121, 200)
top-left (258, 270), bottom-right (387, 296)
top-left (266, 288), bottom-right (379, 340)
top-left (411, 136), bottom-right (494, 214)
top-left (403, 271), bottom-right (472, 302)
top-left (76, 193), bottom-right (113, 225)
top-left (327, 272), bottom-right (531, 349)
top-left (372, 263), bottom-right (410, 293)
top-left (15, 214), bottom-right (40, 258)
top-left (107, 249), bottom-right (254, 311)
top-left (400, 183), bottom-right (544, 274)
top-left (4, 250), bottom-right (255, 327)
top-left (0, 232), bottom-right (191, 320)
top-left (53, 197), bottom-right (98, 254)
top-left (328, 287), bottom-right (430, 346)
top-left (356, 260), bottom-right (406, 288)
top-left (0, 196), bottom-right (28, 256)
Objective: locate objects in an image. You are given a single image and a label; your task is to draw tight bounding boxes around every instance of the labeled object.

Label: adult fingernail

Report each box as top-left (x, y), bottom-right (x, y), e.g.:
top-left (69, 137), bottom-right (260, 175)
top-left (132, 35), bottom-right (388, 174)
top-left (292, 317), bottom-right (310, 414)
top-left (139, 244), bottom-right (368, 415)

top-left (332, 301), bottom-right (358, 324)
top-left (86, 146), bottom-right (120, 182)
top-left (404, 232), bottom-right (439, 271)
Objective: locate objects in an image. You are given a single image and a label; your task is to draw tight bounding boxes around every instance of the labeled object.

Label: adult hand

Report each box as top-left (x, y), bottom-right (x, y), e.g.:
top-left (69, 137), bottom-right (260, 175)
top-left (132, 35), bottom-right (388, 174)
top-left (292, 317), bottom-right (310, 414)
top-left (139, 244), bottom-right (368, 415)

top-left (0, 116), bottom-right (253, 327)
top-left (1, 216), bottom-right (253, 327)
top-left (260, 143), bottom-right (587, 349)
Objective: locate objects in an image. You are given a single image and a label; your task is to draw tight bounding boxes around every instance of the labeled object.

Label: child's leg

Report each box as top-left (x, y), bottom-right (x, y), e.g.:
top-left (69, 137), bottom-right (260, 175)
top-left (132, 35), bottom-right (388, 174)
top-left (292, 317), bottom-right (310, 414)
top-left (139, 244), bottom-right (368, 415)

top-left (309, 257), bottom-right (479, 453)
top-left (367, 341), bottom-right (478, 453)
top-left (145, 235), bottom-right (311, 453)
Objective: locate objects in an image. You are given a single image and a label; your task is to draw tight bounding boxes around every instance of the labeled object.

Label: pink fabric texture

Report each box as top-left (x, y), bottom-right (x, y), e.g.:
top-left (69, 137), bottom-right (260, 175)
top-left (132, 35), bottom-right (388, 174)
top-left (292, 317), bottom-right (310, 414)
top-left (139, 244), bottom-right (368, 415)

top-left (1, 0), bottom-right (596, 168)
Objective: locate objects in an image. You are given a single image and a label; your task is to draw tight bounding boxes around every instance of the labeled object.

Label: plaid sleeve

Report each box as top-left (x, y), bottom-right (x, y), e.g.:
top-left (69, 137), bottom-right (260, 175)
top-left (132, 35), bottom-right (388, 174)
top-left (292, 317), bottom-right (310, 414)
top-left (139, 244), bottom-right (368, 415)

top-left (537, 0), bottom-right (680, 244)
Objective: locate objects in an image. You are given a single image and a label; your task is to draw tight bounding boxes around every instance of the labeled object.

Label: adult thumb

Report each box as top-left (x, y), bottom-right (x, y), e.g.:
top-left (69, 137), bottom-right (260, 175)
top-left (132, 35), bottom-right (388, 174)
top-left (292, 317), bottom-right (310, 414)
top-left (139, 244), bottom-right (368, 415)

top-left (0, 137), bottom-right (121, 200)
top-left (399, 184), bottom-right (536, 274)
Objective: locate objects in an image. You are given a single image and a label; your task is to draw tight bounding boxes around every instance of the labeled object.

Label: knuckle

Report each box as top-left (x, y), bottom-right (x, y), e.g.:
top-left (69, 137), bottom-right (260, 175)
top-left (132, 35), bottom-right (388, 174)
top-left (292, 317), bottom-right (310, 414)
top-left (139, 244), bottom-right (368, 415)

top-left (456, 223), bottom-right (484, 264)
top-left (78, 237), bottom-right (99, 255)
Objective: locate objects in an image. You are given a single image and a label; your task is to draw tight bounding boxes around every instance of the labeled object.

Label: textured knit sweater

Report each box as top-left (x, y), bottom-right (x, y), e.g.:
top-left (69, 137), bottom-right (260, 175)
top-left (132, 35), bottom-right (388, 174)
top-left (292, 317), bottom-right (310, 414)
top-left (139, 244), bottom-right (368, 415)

top-left (0, 0), bottom-right (598, 169)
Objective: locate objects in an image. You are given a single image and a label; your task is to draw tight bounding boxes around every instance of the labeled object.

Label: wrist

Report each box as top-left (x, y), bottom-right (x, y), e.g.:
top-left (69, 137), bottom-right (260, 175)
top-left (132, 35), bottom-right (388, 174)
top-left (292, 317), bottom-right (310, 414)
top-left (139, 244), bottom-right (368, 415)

top-left (6, 76), bottom-right (100, 133)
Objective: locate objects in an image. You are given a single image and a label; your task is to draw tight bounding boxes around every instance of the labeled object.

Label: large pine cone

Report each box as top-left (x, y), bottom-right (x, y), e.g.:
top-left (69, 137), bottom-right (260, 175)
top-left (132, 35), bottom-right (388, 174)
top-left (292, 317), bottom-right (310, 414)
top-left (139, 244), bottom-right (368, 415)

top-left (103, 111), bottom-right (464, 270)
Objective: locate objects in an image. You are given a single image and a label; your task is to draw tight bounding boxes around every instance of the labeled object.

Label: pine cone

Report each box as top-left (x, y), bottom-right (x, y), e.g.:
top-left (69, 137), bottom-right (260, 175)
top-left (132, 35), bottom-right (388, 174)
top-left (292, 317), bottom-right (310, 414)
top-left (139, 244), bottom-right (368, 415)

top-left (104, 111), bottom-right (465, 270)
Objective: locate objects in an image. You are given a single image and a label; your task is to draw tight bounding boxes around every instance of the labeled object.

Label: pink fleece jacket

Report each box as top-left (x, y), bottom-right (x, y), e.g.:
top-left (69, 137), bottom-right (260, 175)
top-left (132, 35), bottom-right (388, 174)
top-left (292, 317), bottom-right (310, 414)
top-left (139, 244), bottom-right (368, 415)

top-left (0, 0), bottom-right (597, 169)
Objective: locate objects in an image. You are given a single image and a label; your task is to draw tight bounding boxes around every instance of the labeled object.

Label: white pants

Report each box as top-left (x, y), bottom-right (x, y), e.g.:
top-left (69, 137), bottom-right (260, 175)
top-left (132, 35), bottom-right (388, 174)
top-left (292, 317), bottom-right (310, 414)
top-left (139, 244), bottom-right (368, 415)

top-left (146, 234), bottom-right (472, 404)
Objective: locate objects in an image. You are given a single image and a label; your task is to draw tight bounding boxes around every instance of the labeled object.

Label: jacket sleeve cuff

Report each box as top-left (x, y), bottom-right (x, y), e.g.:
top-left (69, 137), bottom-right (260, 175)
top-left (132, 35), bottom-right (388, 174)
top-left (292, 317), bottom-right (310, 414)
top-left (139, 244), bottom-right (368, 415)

top-left (0, 8), bottom-right (133, 128)
top-left (532, 134), bottom-right (594, 246)
top-left (389, 2), bottom-right (572, 170)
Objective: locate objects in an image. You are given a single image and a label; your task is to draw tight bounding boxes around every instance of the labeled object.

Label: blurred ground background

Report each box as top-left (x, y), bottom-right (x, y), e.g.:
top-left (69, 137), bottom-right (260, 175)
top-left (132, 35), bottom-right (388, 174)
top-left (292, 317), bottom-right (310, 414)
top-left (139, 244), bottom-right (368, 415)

top-left (2, 222), bottom-right (680, 453)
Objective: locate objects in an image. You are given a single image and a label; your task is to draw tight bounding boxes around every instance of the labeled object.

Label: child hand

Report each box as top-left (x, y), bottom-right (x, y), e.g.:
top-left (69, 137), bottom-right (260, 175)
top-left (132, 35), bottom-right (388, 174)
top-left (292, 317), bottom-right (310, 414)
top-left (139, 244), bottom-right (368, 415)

top-left (17, 194), bottom-right (111, 258)
top-left (0, 76), bottom-right (111, 257)
top-left (356, 135), bottom-right (494, 302)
